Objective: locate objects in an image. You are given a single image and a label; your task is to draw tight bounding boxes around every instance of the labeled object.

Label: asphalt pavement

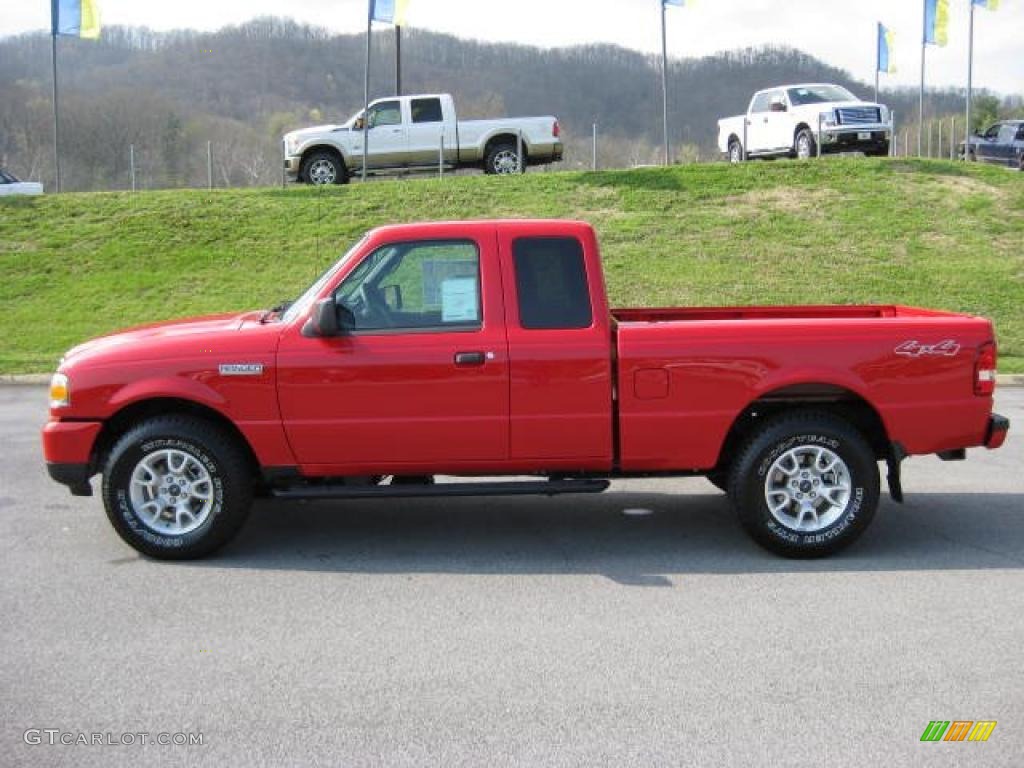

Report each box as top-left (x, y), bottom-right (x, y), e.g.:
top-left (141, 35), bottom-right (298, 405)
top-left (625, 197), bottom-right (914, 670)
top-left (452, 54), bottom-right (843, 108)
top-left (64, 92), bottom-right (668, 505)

top-left (1, 385), bottom-right (1022, 767)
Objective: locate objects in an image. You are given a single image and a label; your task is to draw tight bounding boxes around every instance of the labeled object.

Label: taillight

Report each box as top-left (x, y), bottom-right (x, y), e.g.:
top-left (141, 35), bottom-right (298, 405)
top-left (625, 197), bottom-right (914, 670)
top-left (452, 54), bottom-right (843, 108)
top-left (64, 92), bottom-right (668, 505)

top-left (974, 342), bottom-right (997, 396)
top-left (552, 120), bottom-right (560, 138)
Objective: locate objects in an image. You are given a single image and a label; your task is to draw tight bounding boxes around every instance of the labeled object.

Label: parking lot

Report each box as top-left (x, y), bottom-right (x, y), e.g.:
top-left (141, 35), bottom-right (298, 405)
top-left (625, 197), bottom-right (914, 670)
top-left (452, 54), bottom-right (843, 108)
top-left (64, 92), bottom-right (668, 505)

top-left (2, 384), bottom-right (1022, 767)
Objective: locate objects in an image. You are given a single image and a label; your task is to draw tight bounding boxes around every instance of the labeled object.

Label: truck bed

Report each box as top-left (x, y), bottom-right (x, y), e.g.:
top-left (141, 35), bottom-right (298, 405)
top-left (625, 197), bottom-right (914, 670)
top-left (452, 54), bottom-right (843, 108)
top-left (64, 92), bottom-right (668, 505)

top-left (612, 305), bottom-right (962, 324)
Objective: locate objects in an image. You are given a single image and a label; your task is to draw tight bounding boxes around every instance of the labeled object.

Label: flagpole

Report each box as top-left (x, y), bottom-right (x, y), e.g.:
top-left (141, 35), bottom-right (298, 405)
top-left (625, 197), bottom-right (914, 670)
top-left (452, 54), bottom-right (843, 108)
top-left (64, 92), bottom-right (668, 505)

top-left (362, 2), bottom-right (372, 182)
top-left (965, 0), bottom-right (975, 160)
top-left (919, 0), bottom-right (926, 157)
top-left (50, 0), bottom-right (61, 193)
top-left (874, 22), bottom-right (880, 104)
top-left (395, 25), bottom-right (402, 96)
top-left (660, 0), bottom-right (670, 166)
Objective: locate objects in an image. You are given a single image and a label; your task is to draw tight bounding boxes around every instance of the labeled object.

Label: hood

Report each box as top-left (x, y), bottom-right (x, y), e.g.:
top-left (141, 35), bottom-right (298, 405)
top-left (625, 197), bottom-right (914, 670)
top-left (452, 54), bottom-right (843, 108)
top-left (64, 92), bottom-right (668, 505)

top-left (286, 124), bottom-right (346, 141)
top-left (62, 311), bottom-right (256, 368)
top-left (798, 100), bottom-right (884, 112)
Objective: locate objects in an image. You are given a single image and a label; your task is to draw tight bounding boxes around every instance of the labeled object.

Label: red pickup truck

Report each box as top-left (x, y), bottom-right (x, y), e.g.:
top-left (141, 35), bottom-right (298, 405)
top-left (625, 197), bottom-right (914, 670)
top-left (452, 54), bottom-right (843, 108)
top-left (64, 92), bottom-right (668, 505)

top-left (42, 220), bottom-right (1008, 559)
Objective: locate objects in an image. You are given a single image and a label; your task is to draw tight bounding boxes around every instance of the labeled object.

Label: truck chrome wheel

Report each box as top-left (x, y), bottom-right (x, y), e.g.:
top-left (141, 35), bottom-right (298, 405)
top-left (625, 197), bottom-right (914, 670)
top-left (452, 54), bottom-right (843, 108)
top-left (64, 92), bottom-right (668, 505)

top-left (492, 149), bottom-right (522, 174)
top-left (796, 133), bottom-right (813, 159)
top-left (308, 158), bottom-right (337, 185)
top-left (129, 449), bottom-right (214, 536)
top-left (763, 445), bottom-right (851, 533)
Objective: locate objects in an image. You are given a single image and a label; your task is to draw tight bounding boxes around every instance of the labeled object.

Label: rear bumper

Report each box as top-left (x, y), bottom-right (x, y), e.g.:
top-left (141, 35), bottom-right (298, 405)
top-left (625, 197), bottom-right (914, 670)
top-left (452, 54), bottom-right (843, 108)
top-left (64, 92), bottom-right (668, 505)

top-left (986, 413), bottom-right (1009, 450)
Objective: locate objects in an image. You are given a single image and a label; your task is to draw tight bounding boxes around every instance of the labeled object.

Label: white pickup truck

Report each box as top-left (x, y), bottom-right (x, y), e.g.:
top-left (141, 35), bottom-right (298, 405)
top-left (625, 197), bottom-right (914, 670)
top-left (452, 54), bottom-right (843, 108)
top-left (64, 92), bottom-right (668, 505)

top-left (717, 84), bottom-right (892, 162)
top-left (283, 93), bottom-right (563, 184)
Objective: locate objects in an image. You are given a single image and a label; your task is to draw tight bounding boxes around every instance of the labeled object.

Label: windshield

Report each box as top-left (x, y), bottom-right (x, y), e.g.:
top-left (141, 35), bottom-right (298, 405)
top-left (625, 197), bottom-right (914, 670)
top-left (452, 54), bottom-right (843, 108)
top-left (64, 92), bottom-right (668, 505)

top-left (787, 85), bottom-right (857, 105)
top-left (280, 236), bottom-right (367, 324)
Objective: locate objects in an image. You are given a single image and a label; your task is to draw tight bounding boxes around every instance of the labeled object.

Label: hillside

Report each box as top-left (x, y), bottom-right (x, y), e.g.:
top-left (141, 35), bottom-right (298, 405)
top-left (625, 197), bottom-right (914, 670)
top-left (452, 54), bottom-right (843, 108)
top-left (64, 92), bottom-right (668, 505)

top-left (1, 18), bottom-right (1004, 191)
top-left (0, 158), bottom-right (1021, 373)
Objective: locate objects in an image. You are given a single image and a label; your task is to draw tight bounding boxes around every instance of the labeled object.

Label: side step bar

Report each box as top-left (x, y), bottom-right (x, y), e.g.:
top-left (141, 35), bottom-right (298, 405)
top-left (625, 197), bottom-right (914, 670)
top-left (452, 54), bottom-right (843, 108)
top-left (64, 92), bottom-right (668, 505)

top-left (272, 478), bottom-right (610, 501)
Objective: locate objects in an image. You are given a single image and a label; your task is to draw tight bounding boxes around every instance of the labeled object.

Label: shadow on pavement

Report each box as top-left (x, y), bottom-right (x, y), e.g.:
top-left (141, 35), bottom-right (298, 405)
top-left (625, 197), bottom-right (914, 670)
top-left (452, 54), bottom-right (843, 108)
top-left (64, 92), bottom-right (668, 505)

top-left (178, 490), bottom-right (1024, 581)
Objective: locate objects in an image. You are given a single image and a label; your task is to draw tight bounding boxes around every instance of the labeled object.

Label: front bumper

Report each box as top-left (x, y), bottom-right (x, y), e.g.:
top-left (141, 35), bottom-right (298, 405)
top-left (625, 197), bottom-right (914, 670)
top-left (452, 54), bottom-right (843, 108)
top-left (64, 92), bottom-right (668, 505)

top-left (284, 156), bottom-right (301, 182)
top-left (47, 463), bottom-right (93, 496)
top-left (819, 124), bottom-right (891, 152)
top-left (42, 419), bottom-right (102, 495)
top-left (986, 413), bottom-right (1009, 450)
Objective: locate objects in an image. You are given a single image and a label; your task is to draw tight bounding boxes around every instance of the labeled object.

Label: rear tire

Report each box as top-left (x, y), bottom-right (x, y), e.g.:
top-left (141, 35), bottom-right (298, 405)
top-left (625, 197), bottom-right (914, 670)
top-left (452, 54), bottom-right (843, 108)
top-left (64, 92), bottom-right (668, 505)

top-left (101, 417), bottom-right (254, 560)
top-left (728, 139), bottom-right (743, 164)
top-left (727, 412), bottom-right (879, 558)
top-left (485, 142), bottom-right (524, 175)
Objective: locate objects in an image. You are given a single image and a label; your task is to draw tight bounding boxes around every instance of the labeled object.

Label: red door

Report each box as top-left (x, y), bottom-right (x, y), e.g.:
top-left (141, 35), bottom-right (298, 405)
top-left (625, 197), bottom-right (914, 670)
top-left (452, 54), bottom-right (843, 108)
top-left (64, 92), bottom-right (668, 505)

top-left (496, 222), bottom-right (614, 469)
top-left (276, 230), bottom-right (509, 475)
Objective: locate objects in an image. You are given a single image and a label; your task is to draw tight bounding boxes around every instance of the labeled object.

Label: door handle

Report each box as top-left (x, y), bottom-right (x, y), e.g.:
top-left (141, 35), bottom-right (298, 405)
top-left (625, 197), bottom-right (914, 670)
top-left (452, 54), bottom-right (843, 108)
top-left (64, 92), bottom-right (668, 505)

top-left (454, 351), bottom-right (486, 366)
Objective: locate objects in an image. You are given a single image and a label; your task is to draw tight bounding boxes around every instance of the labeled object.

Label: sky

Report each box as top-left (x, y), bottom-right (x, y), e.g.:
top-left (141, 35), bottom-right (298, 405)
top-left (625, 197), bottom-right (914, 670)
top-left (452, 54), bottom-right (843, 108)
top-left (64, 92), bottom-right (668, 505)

top-left (2, 0), bottom-right (1021, 95)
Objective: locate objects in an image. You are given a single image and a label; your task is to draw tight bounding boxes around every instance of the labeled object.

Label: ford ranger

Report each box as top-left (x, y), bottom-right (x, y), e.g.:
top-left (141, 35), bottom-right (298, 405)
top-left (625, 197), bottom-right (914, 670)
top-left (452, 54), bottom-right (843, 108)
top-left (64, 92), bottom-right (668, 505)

top-left (718, 83), bottom-right (892, 162)
top-left (283, 93), bottom-right (563, 183)
top-left (42, 221), bottom-right (1008, 560)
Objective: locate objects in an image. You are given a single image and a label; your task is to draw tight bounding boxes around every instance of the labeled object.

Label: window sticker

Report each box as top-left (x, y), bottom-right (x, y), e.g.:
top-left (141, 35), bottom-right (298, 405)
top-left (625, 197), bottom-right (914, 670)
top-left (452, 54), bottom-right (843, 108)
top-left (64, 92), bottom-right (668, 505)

top-left (441, 277), bottom-right (479, 323)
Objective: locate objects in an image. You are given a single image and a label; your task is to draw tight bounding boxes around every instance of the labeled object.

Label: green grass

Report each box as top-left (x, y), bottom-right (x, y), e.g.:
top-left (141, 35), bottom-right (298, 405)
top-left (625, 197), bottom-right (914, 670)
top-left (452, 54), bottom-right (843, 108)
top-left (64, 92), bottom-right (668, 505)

top-left (1, 158), bottom-right (1021, 373)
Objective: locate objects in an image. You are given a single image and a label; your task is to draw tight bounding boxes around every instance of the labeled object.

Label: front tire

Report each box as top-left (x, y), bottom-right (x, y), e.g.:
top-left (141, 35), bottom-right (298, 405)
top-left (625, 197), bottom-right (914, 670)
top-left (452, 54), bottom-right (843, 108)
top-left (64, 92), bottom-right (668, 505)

top-left (301, 150), bottom-right (348, 185)
top-left (101, 417), bottom-right (254, 559)
top-left (728, 412), bottom-right (879, 558)
top-left (795, 128), bottom-right (817, 160)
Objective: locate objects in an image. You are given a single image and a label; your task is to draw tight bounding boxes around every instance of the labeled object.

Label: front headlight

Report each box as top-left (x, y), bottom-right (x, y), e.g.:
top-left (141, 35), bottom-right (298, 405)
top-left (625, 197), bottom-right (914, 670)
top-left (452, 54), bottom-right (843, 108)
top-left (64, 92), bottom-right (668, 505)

top-left (819, 110), bottom-right (837, 128)
top-left (879, 105), bottom-right (890, 124)
top-left (284, 136), bottom-right (299, 156)
top-left (49, 372), bottom-right (70, 409)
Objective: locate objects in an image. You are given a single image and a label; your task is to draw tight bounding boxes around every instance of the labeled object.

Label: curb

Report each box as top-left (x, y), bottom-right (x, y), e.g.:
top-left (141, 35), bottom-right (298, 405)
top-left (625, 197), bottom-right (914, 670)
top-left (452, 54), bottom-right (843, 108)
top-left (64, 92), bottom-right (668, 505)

top-left (2, 373), bottom-right (1023, 386)
top-left (0, 374), bottom-right (51, 384)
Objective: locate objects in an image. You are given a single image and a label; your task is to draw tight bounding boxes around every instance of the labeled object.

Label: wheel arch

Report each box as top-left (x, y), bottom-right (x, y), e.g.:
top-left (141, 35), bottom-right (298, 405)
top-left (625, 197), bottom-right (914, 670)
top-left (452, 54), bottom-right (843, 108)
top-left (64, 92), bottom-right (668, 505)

top-left (714, 382), bottom-right (891, 472)
top-left (484, 132), bottom-right (529, 161)
top-left (299, 144), bottom-right (348, 174)
top-left (91, 396), bottom-right (260, 480)
top-left (794, 122), bottom-right (812, 141)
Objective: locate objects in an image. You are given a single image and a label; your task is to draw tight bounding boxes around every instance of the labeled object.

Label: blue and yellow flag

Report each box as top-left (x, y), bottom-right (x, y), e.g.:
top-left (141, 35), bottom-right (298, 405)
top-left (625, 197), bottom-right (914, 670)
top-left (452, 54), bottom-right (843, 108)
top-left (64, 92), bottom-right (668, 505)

top-left (972, 0), bottom-right (999, 10)
top-left (924, 0), bottom-right (949, 46)
top-left (52, 0), bottom-right (101, 39)
top-left (370, 0), bottom-right (410, 25)
top-left (664, 0), bottom-right (685, 6)
top-left (877, 23), bottom-right (895, 73)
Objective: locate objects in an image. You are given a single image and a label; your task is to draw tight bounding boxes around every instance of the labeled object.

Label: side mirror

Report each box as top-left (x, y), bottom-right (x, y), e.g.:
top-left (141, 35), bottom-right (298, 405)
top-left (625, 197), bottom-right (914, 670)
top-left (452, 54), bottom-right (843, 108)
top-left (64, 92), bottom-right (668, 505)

top-left (353, 117), bottom-right (365, 131)
top-left (382, 284), bottom-right (403, 311)
top-left (306, 297), bottom-right (340, 337)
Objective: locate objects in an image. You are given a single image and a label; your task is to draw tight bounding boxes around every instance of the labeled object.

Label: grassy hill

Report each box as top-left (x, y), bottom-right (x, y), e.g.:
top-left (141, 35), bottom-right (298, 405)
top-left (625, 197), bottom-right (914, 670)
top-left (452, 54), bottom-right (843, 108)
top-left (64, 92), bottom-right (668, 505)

top-left (1, 158), bottom-right (1021, 373)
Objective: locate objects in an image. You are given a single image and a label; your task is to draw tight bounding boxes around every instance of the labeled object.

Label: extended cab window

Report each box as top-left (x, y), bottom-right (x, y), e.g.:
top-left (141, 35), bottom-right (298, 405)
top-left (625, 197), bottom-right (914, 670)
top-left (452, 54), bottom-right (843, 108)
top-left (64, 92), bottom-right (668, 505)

top-left (368, 101), bottom-right (402, 128)
top-left (513, 237), bottom-right (592, 330)
top-left (411, 98), bottom-right (443, 124)
top-left (336, 240), bottom-right (480, 333)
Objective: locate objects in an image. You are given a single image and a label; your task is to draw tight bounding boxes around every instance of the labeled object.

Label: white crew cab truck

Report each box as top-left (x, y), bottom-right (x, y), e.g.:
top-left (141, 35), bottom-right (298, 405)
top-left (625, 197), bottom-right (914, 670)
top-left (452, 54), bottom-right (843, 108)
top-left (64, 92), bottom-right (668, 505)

top-left (283, 93), bottom-right (563, 184)
top-left (717, 84), bottom-right (891, 162)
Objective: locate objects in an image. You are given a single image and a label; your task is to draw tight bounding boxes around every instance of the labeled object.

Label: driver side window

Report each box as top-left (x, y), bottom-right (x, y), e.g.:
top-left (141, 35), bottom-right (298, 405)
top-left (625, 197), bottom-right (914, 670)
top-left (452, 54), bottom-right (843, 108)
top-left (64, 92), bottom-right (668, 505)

top-left (336, 240), bottom-right (481, 333)
top-left (368, 101), bottom-right (402, 129)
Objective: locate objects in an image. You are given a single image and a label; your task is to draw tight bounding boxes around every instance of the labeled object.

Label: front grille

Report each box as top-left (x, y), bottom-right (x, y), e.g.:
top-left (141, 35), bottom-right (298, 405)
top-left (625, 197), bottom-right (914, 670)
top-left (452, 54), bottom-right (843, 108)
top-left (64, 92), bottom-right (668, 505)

top-left (836, 107), bottom-right (881, 125)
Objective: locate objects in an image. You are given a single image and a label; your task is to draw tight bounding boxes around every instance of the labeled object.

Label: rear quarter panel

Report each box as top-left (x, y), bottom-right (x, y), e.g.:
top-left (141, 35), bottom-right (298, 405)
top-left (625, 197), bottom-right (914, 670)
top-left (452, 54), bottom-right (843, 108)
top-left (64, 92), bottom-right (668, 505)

top-left (616, 314), bottom-right (995, 471)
